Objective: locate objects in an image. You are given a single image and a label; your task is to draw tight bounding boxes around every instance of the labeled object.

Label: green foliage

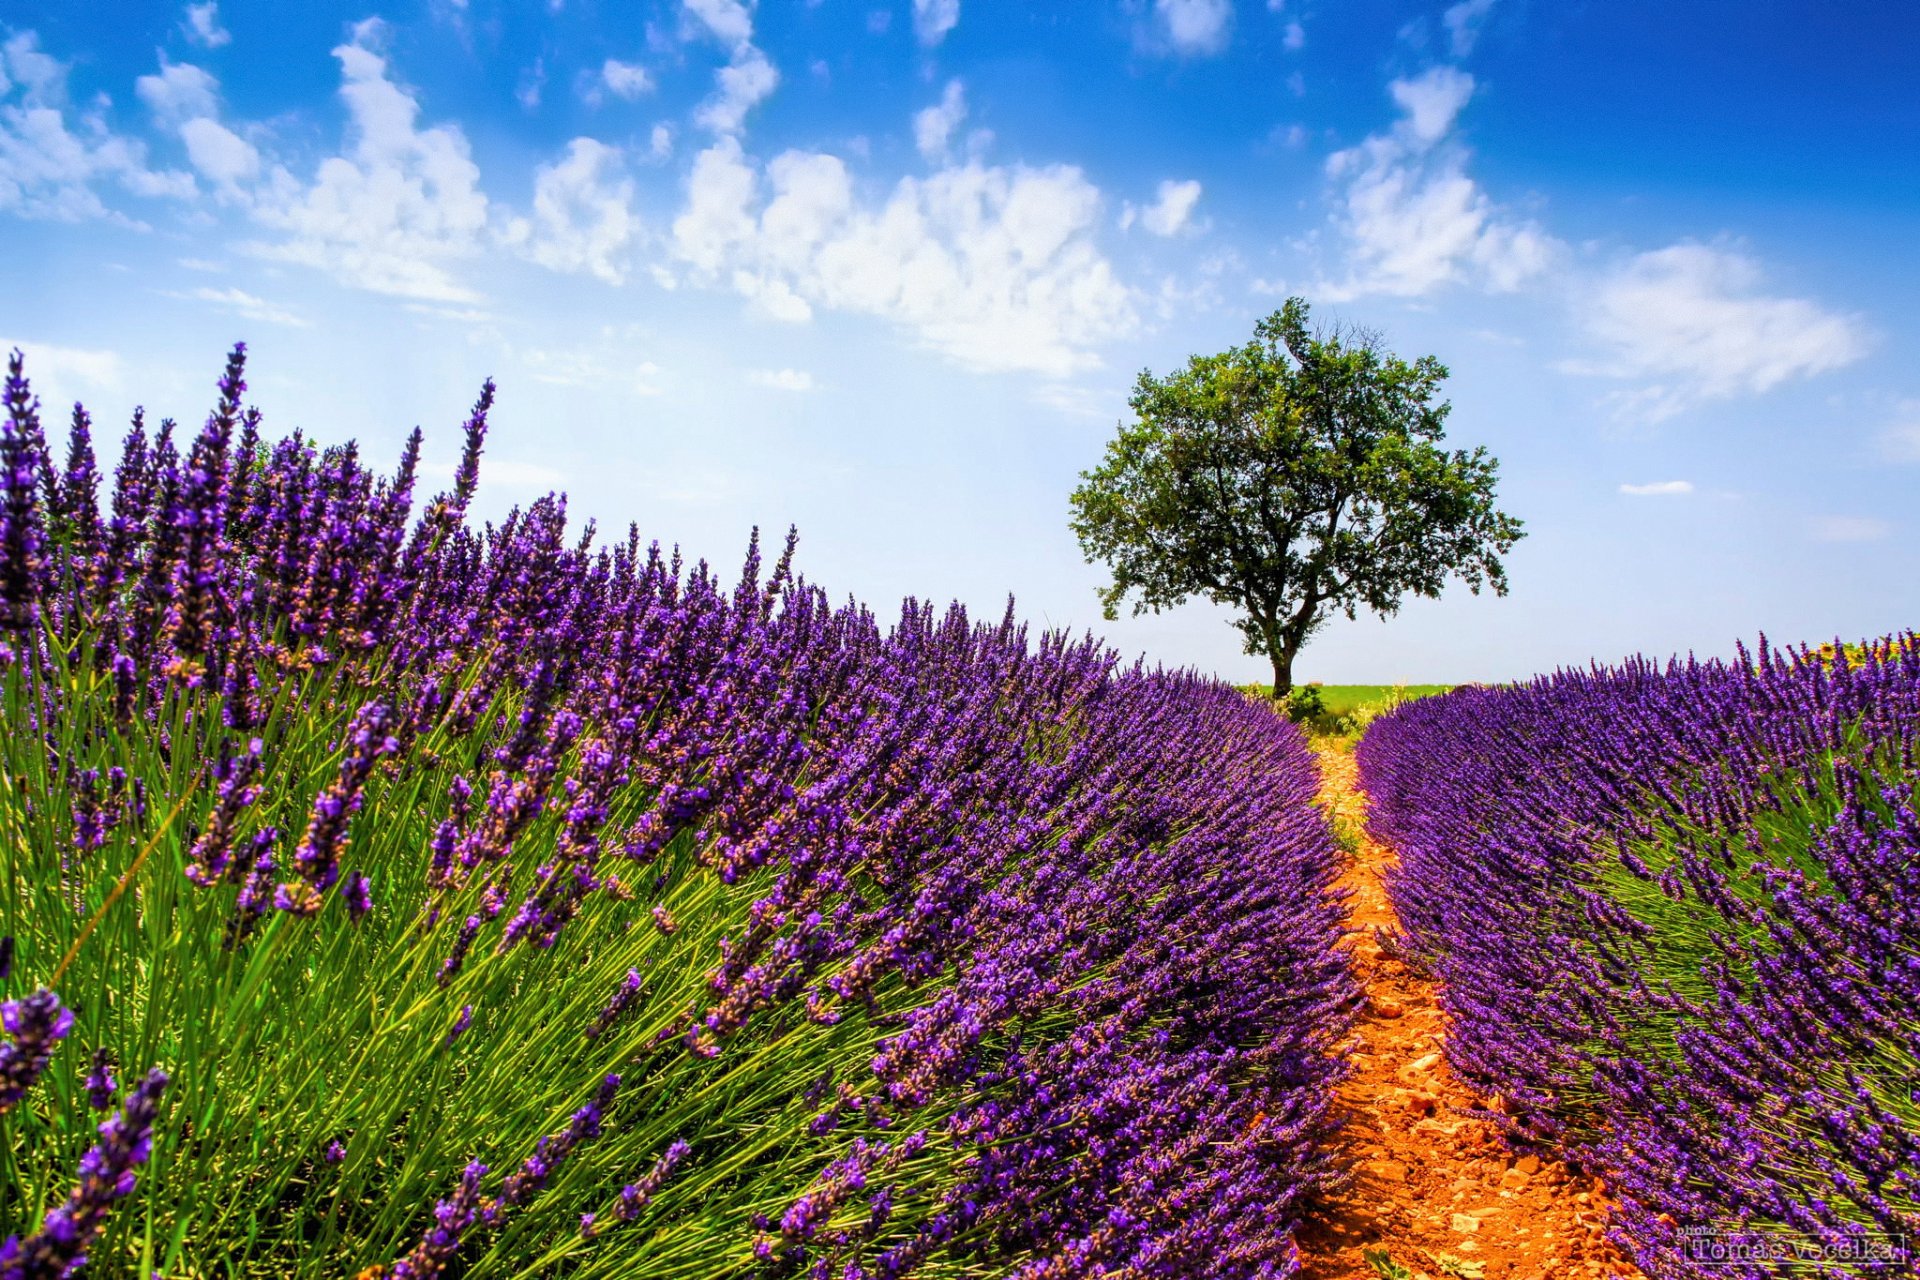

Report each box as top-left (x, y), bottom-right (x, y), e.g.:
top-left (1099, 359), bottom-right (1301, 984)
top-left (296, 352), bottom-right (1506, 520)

top-left (1284, 684), bottom-right (1327, 725)
top-left (1069, 298), bottom-right (1523, 696)
top-left (1361, 1246), bottom-right (1415, 1280)
top-left (1244, 683), bottom-right (1456, 736)
top-left (0, 640), bottom-right (968, 1277)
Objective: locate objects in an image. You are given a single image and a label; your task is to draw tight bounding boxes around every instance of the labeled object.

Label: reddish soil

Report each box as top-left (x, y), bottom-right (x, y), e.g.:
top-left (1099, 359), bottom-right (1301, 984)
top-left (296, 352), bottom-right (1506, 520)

top-left (1296, 741), bottom-right (1643, 1280)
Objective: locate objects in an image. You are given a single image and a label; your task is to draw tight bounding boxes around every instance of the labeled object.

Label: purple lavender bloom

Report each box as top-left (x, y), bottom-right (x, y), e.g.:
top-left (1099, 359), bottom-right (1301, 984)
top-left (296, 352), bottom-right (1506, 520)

top-left (276, 702), bottom-right (396, 916)
top-left (1, 350), bottom-right (49, 632)
top-left (583, 968), bottom-right (644, 1040)
top-left (224, 828), bottom-right (280, 948)
top-left (84, 1048), bottom-right (116, 1110)
top-left (342, 871), bottom-right (373, 922)
top-left (443, 1005), bottom-right (472, 1047)
top-left (324, 1140), bottom-right (346, 1165)
top-left (1, 989), bottom-right (75, 1115)
top-left (615, 1140), bottom-right (691, 1222)
top-left (386, 1159), bottom-right (493, 1280)
top-left (184, 738), bottom-right (264, 887)
top-left (500, 1074), bottom-right (620, 1208)
top-left (6, 1067), bottom-right (168, 1278)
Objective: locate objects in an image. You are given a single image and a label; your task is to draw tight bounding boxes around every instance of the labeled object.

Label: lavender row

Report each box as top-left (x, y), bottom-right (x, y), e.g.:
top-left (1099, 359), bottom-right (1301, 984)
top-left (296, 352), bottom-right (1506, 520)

top-left (1357, 640), bottom-right (1920, 1278)
top-left (0, 346), bottom-right (1354, 1277)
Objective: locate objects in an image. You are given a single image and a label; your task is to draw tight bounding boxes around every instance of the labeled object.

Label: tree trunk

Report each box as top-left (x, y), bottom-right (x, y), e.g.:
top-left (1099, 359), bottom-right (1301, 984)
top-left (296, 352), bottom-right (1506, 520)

top-left (1269, 647), bottom-right (1293, 701)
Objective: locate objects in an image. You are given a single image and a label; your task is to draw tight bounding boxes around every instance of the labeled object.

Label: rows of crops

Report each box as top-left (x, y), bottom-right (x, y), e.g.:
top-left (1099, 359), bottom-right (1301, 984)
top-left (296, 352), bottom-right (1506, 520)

top-left (0, 348), bottom-right (1358, 1278)
top-left (1359, 642), bottom-right (1920, 1277)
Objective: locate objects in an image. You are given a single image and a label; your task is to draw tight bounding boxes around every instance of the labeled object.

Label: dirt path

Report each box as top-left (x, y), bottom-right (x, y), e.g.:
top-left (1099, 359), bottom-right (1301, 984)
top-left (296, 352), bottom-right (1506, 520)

top-left (1296, 740), bottom-right (1642, 1280)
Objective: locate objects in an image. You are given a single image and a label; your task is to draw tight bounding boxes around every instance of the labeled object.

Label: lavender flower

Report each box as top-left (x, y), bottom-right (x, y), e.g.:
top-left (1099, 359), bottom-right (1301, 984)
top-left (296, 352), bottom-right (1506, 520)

top-left (614, 1140), bottom-right (691, 1221)
top-left (84, 1048), bottom-right (116, 1110)
top-left (583, 969), bottom-right (644, 1040)
top-left (384, 1159), bottom-right (493, 1280)
top-left (276, 702), bottom-right (396, 916)
top-left (1, 989), bottom-right (74, 1115)
top-left (5, 1067), bottom-right (168, 1278)
top-left (184, 738), bottom-right (264, 887)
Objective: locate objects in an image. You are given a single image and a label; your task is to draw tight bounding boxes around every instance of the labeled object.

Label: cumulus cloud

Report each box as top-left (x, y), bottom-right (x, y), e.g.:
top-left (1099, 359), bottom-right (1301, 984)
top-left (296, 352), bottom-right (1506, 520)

top-left (696, 48), bottom-right (778, 134)
top-left (1442, 0), bottom-right (1497, 56)
top-left (601, 59), bottom-right (653, 100)
top-left (136, 59), bottom-right (259, 190)
top-left (684, 0), bottom-right (756, 53)
top-left (0, 31), bottom-right (195, 222)
top-left (1576, 244), bottom-right (1870, 419)
top-left (182, 2), bottom-right (232, 50)
top-left (1808, 515), bottom-right (1891, 543)
top-left (500, 138), bottom-right (639, 284)
top-left (1618, 480), bottom-right (1693, 497)
top-left (1124, 178), bottom-right (1202, 236)
top-left (750, 367), bottom-right (814, 391)
top-left (248, 21), bottom-right (488, 303)
top-left (914, 0), bottom-right (961, 46)
top-left (1155, 0), bottom-right (1233, 55)
top-left (913, 80), bottom-right (966, 161)
top-left (1317, 66), bottom-right (1560, 300)
top-left (670, 138), bottom-right (1136, 376)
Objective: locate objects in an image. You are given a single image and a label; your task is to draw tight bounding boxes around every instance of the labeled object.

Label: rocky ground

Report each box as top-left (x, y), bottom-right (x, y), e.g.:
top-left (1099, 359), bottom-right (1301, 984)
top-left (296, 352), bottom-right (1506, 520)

top-left (1296, 742), bottom-right (1643, 1280)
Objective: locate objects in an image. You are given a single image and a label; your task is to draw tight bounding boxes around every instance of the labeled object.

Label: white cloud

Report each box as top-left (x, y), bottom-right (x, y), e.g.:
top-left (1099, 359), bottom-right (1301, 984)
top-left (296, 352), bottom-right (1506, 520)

top-left (1282, 20), bottom-right (1306, 51)
top-left (695, 48), bottom-right (779, 134)
top-left (1156, 0), bottom-right (1233, 54)
top-left (0, 32), bottom-right (195, 222)
top-left (1808, 515), bottom-right (1891, 544)
top-left (913, 79), bottom-right (966, 162)
top-left (913, 0), bottom-right (961, 46)
top-left (500, 137), bottom-right (639, 284)
top-left (1618, 480), bottom-right (1693, 497)
top-left (179, 116), bottom-right (258, 185)
top-left (174, 285), bottom-right (309, 327)
top-left (684, 0), bottom-right (756, 53)
top-left (182, 2), bottom-right (232, 49)
top-left (750, 367), bottom-right (814, 391)
top-left (1442, 0), bottom-right (1498, 56)
top-left (1317, 66), bottom-right (1560, 300)
top-left (649, 123), bottom-right (674, 159)
top-left (1576, 244), bottom-right (1870, 419)
top-left (1876, 400), bottom-right (1920, 463)
top-left (249, 22), bottom-right (488, 303)
top-left (136, 60), bottom-right (259, 190)
top-left (601, 59), bottom-right (653, 100)
top-left (135, 60), bottom-right (218, 125)
top-left (670, 138), bottom-right (1137, 376)
top-left (1126, 178), bottom-right (1202, 237)
top-left (0, 337), bottom-right (123, 399)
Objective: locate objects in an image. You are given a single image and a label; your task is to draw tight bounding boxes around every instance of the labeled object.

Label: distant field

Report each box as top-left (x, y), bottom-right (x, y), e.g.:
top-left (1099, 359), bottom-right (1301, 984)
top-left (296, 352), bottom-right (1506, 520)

top-left (1242, 684), bottom-right (1456, 715)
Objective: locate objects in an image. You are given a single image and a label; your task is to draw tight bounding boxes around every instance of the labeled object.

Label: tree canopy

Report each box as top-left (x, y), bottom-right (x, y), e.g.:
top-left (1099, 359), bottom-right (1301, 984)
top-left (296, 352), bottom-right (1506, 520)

top-left (1069, 298), bottom-right (1524, 697)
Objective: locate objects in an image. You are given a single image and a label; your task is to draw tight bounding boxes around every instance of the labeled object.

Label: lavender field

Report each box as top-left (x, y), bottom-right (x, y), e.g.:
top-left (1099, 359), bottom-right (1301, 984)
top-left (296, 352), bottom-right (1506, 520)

top-left (1359, 641), bottom-right (1919, 1277)
top-left (3, 344), bottom-right (1916, 1280)
top-left (0, 349), bottom-right (1357, 1277)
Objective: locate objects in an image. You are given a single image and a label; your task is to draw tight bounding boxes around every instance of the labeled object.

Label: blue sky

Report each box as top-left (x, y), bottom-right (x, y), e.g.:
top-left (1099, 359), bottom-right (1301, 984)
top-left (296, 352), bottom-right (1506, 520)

top-left (2, 0), bottom-right (1915, 683)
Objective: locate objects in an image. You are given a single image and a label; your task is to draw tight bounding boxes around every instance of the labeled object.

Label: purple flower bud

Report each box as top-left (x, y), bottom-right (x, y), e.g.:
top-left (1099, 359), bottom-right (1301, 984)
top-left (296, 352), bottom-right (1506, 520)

top-left (84, 1048), bottom-right (116, 1110)
top-left (7, 1067), bottom-right (168, 1277)
top-left (1, 989), bottom-right (75, 1115)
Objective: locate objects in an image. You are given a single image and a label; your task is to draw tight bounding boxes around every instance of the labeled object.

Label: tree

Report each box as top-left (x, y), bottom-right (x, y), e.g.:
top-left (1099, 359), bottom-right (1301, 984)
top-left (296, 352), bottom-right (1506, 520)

top-left (1069, 298), bottom-right (1523, 698)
